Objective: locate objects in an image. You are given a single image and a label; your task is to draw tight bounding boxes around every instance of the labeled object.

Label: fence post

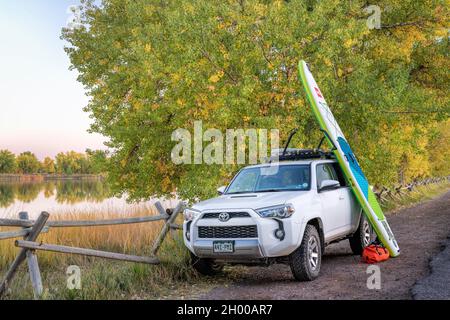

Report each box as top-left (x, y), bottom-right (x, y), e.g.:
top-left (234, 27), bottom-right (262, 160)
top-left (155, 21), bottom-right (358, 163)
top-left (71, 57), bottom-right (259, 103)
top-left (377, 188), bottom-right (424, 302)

top-left (19, 212), bottom-right (43, 299)
top-left (0, 212), bottom-right (48, 297)
top-left (154, 201), bottom-right (167, 216)
top-left (151, 202), bottom-right (184, 256)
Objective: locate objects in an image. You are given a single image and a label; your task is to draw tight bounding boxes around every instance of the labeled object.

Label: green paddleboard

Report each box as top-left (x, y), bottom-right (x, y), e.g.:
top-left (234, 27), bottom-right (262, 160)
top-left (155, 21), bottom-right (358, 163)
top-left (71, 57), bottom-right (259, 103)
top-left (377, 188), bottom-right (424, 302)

top-left (298, 60), bottom-right (400, 257)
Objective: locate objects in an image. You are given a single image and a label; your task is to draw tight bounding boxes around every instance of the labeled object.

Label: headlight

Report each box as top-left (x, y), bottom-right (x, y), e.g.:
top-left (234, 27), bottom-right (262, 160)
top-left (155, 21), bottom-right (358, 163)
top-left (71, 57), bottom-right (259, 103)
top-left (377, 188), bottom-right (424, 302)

top-left (256, 204), bottom-right (295, 219)
top-left (183, 208), bottom-right (201, 221)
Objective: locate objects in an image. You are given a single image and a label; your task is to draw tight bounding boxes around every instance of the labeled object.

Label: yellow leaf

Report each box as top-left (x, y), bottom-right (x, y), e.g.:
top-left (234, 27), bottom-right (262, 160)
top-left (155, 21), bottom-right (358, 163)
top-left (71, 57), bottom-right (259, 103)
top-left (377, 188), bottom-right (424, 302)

top-left (209, 75), bottom-right (220, 83)
top-left (209, 70), bottom-right (224, 83)
top-left (344, 39), bottom-right (354, 48)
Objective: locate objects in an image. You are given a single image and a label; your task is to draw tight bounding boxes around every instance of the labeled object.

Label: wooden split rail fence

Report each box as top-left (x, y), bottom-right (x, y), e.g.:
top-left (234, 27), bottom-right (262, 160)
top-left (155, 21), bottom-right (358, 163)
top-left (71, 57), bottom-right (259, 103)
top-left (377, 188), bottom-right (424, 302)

top-left (0, 201), bottom-right (185, 299)
top-left (373, 176), bottom-right (450, 204)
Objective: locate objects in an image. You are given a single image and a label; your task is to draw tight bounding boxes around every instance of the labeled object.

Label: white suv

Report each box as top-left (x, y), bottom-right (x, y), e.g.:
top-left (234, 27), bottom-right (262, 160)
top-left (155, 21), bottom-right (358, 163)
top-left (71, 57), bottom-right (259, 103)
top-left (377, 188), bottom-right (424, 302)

top-left (183, 152), bottom-right (373, 281)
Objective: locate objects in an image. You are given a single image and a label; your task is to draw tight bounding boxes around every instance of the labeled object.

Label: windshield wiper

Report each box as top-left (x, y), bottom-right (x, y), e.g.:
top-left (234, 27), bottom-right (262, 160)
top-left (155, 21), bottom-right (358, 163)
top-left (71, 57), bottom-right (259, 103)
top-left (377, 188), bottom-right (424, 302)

top-left (226, 191), bottom-right (254, 195)
top-left (255, 189), bottom-right (286, 193)
top-left (256, 188), bottom-right (305, 193)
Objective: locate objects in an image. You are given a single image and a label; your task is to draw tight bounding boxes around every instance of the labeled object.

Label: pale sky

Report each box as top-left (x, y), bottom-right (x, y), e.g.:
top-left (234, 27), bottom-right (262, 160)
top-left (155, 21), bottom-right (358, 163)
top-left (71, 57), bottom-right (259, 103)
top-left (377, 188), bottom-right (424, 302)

top-left (0, 0), bottom-right (105, 159)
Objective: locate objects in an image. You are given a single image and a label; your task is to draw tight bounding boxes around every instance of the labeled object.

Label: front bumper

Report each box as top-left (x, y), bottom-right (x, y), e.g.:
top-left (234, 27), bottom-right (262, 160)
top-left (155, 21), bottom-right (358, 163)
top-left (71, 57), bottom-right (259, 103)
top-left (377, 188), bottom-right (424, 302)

top-left (193, 239), bottom-right (262, 259)
top-left (183, 209), bottom-right (303, 259)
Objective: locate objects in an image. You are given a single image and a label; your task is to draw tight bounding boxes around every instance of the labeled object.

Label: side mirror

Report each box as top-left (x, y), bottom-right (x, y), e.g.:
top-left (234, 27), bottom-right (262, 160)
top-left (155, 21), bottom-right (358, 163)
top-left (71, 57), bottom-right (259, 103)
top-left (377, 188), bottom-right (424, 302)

top-left (319, 179), bottom-right (340, 192)
top-left (217, 186), bottom-right (226, 195)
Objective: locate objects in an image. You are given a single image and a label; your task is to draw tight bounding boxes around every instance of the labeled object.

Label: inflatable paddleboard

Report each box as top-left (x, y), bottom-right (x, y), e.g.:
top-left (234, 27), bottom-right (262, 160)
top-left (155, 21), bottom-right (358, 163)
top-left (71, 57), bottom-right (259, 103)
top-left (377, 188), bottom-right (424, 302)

top-left (298, 60), bottom-right (400, 257)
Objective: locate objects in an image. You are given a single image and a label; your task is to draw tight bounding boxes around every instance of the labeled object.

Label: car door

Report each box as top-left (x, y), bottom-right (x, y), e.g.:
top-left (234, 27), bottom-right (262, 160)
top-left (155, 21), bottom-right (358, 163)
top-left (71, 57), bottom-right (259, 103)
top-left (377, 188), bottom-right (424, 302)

top-left (331, 163), bottom-right (354, 233)
top-left (316, 163), bottom-right (351, 240)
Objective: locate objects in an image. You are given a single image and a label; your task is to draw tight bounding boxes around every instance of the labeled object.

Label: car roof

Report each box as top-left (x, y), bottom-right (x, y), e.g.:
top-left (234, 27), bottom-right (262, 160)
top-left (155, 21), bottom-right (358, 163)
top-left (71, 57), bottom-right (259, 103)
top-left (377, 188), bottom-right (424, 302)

top-left (243, 159), bottom-right (336, 169)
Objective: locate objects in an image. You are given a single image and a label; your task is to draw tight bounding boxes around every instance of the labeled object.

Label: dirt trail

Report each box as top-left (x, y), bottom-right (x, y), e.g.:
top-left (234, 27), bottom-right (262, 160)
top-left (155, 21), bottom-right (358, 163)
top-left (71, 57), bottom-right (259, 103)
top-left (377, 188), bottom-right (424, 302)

top-left (412, 236), bottom-right (450, 299)
top-left (201, 191), bottom-right (450, 300)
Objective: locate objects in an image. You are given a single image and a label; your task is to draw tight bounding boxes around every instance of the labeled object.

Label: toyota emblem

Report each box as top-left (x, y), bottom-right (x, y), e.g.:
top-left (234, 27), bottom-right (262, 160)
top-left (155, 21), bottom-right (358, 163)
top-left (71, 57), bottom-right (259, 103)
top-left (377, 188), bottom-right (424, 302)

top-left (218, 212), bottom-right (230, 222)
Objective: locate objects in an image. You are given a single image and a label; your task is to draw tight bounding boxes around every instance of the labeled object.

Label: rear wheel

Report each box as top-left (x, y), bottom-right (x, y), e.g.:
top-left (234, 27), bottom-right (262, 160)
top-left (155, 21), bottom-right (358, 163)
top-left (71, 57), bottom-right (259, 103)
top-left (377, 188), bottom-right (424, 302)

top-left (289, 224), bottom-right (322, 281)
top-left (190, 252), bottom-right (223, 276)
top-left (349, 213), bottom-right (374, 255)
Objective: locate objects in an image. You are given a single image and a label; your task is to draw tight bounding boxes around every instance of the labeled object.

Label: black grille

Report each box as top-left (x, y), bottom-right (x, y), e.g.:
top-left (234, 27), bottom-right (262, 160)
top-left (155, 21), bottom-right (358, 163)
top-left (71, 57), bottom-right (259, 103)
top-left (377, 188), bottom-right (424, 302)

top-left (202, 212), bottom-right (250, 219)
top-left (198, 225), bottom-right (258, 238)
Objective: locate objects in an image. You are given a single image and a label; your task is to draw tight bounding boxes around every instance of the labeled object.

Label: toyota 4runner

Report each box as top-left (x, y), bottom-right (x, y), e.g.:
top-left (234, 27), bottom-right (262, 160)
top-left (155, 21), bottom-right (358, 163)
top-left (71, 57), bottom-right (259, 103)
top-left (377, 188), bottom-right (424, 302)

top-left (182, 149), bottom-right (374, 281)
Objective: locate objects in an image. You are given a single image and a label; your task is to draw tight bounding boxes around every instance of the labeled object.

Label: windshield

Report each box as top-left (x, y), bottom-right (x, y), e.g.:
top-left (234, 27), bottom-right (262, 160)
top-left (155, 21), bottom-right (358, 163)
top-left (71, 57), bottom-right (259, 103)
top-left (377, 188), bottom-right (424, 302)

top-left (226, 165), bottom-right (311, 194)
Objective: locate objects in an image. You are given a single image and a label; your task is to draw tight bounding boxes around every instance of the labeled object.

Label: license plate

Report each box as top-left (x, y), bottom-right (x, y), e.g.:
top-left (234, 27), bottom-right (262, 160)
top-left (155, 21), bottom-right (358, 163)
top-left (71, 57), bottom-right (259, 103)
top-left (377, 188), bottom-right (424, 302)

top-left (213, 241), bottom-right (234, 253)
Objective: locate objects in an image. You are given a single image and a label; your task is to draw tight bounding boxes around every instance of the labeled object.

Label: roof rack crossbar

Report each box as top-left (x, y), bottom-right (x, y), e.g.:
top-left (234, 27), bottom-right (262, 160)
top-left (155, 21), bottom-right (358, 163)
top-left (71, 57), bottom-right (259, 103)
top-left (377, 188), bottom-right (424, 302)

top-left (275, 148), bottom-right (335, 162)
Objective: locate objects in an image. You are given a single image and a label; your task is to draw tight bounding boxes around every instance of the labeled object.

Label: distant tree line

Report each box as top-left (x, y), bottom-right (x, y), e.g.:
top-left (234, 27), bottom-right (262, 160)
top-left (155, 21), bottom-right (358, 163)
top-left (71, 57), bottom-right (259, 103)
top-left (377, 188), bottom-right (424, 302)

top-left (0, 149), bottom-right (109, 175)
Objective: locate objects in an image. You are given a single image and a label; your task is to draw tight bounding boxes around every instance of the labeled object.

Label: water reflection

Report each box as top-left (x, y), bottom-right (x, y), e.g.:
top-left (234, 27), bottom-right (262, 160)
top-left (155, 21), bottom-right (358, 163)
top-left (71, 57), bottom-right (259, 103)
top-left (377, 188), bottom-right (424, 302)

top-left (0, 180), bottom-right (111, 208)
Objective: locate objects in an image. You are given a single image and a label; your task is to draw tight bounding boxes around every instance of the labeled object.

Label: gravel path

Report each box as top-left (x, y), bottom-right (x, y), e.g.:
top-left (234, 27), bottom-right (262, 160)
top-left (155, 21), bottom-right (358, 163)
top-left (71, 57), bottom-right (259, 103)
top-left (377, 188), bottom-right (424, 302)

top-left (412, 236), bottom-right (450, 299)
top-left (201, 191), bottom-right (450, 300)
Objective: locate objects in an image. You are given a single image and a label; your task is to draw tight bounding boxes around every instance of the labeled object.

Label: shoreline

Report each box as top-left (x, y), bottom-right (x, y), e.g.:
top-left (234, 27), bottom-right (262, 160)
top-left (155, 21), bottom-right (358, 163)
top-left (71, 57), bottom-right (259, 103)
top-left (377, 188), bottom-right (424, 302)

top-left (0, 174), bottom-right (105, 182)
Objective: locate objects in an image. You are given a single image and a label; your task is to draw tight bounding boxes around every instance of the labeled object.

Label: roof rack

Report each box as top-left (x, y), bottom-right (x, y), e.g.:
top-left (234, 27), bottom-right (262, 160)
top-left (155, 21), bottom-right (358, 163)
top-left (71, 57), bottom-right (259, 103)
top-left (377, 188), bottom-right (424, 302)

top-left (269, 148), bottom-right (335, 162)
top-left (264, 127), bottom-right (336, 163)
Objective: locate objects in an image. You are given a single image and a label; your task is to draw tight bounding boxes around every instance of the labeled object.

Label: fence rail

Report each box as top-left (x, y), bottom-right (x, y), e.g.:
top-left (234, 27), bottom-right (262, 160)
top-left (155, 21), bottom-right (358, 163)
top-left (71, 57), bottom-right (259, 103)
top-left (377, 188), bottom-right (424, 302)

top-left (0, 202), bottom-right (170, 229)
top-left (373, 176), bottom-right (449, 203)
top-left (16, 240), bottom-right (161, 265)
top-left (0, 226), bottom-right (49, 241)
top-left (0, 201), bottom-right (185, 299)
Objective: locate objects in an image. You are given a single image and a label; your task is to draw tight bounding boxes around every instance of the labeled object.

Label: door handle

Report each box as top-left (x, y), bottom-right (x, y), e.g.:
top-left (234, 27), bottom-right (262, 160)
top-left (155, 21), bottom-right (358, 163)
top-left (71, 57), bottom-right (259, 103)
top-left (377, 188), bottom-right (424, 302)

top-left (339, 195), bottom-right (345, 200)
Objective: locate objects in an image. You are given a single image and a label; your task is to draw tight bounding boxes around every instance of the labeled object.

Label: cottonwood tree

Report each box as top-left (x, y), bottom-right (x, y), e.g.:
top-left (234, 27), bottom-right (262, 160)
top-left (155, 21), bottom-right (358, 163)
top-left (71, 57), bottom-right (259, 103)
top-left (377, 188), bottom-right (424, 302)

top-left (0, 150), bottom-right (17, 173)
top-left (41, 157), bottom-right (56, 174)
top-left (62, 0), bottom-right (449, 200)
top-left (16, 152), bottom-right (40, 174)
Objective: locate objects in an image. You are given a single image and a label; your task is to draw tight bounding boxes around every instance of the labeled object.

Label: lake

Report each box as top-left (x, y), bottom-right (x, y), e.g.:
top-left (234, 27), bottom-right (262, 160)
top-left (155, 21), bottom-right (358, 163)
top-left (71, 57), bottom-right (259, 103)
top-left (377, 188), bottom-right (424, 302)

top-left (0, 179), bottom-right (177, 219)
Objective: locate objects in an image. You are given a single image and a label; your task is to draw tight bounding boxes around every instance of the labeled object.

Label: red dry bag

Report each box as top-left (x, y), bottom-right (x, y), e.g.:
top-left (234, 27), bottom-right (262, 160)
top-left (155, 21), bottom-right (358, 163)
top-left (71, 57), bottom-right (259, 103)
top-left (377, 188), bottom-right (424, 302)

top-left (362, 245), bottom-right (390, 263)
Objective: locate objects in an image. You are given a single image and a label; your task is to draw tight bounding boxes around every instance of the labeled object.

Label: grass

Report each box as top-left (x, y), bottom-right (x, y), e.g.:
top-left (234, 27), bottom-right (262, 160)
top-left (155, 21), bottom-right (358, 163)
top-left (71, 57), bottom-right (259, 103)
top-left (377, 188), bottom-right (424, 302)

top-left (381, 180), bottom-right (450, 214)
top-left (1, 180), bottom-right (449, 299)
top-left (0, 205), bottom-right (229, 300)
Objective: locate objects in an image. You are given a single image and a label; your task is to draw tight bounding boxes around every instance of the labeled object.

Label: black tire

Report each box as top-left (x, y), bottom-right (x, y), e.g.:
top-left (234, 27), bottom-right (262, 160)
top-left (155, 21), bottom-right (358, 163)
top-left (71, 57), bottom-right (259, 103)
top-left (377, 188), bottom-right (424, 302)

top-left (349, 213), bottom-right (374, 255)
top-left (289, 224), bottom-right (322, 281)
top-left (190, 252), bottom-right (223, 276)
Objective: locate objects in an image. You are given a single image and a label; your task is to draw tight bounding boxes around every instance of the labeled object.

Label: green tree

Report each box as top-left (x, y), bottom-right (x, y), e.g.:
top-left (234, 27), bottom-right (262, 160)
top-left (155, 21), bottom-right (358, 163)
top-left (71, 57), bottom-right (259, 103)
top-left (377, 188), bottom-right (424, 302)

top-left (76, 155), bottom-right (92, 174)
top-left (56, 151), bottom-right (80, 174)
top-left (55, 151), bottom-right (96, 174)
top-left (41, 157), bottom-right (56, 174)
top-left (0, 150), bottom-right (17, 173)
top-left (86, 149), bottom-right (109, 174)
top-left (16, 151), bottom-right (40, 174)
top-left (62, 0), bottom-right (448, 200)
top-left (428, 119), bottom-right (450, 177)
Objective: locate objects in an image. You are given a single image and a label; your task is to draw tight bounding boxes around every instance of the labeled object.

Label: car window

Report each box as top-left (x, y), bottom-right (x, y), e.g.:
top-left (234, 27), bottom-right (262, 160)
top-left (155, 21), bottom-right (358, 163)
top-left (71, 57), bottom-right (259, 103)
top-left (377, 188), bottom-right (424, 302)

top-left (316, 164), bottom-right (338, 188)
top-left (227, 169), bottom-right (259, 194)
top-left (332, 163), bottom-right (347, 187)
top-left (226, 165), bottom-right (311, 194)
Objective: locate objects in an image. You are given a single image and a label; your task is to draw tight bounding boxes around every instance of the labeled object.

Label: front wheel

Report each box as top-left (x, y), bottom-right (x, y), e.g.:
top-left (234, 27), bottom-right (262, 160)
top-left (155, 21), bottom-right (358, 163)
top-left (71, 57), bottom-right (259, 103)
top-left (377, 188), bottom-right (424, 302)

top-left (349, 213), bottom-right (374, 255)
top-left (190, 252), bottom-right (223, 276)
top-left (289, 224), bottom-right (322, 281)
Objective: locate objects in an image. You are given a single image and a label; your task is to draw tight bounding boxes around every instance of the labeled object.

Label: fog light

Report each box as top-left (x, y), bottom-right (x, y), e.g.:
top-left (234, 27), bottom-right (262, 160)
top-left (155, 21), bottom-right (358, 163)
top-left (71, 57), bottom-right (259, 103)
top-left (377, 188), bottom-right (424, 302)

top-left (185, 221), bottom-right (192, 241)
top-left (275, 229), bottom-right (285, 240)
